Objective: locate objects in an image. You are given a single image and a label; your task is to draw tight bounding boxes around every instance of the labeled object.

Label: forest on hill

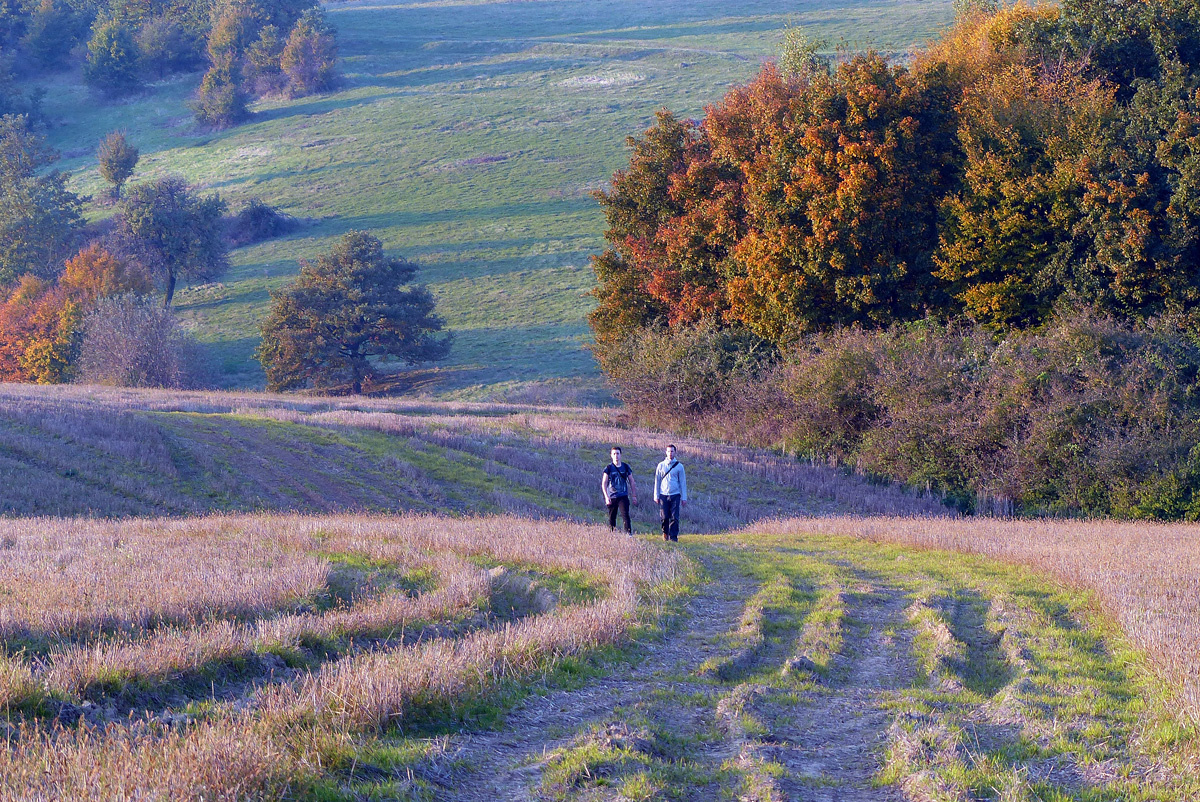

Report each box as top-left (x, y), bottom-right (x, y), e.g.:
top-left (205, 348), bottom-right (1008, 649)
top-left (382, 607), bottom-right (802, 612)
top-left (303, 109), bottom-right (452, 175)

top-left (594, 0), bottom-right (1200, 519)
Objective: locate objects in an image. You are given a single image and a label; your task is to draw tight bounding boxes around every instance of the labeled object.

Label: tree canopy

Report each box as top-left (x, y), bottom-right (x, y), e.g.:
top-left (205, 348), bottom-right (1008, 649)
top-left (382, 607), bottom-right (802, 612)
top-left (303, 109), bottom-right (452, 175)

top-left (0, 115), bottom-right (83, 286)
top-left (591, 0), bottom-right (1200, 360)
top-left (258, 230), bottom-right (451, 393)
top-left (117, 176), bottom-right (228, 305)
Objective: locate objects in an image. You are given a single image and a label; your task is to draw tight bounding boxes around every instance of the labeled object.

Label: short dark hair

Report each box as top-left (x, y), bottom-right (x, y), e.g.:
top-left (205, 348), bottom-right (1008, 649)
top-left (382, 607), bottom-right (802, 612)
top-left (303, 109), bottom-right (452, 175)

top-left (667, 443), bottom-right (676, 450)
top-left (610, 446), bottom-right (622, 453)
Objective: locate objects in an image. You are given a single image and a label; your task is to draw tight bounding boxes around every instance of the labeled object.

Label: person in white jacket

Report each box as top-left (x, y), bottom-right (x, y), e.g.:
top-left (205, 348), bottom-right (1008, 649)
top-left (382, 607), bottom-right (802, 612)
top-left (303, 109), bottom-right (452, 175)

top-left (653, 444), bottom-right (687, 542)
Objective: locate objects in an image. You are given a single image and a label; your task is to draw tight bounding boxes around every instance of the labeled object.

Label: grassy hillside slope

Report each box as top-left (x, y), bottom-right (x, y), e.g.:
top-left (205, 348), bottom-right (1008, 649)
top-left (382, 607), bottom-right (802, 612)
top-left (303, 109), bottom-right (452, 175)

top-left (36, 0), bottom-right (953, 399)
top-left (0, 382), bottom-right (948, 519)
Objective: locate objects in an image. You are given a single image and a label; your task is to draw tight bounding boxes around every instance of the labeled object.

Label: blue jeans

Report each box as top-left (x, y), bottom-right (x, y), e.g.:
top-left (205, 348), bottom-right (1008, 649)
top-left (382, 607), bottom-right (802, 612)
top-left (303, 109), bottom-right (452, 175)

top-left (659, 494), bottom-right (681, 541)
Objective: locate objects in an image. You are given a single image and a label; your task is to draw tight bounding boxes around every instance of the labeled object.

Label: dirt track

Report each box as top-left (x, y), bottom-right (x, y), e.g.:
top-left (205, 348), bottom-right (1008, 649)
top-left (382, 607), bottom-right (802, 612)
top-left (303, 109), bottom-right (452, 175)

top-left (430, 551), bottom-right (917, 801)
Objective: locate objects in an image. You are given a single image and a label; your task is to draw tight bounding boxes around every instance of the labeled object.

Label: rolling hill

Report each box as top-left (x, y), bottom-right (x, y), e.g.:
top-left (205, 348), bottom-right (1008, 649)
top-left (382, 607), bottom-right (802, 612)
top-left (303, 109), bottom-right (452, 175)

top-left (35, 0), bottom-right (955, 400)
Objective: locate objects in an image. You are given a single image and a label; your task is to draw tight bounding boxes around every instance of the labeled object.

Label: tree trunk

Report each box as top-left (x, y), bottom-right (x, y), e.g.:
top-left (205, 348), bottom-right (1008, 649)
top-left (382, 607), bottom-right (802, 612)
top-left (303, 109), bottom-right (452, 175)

top-left (350, 351), bottom-right (363, 395)
top-left (164, 270), bottom-right (177, 307)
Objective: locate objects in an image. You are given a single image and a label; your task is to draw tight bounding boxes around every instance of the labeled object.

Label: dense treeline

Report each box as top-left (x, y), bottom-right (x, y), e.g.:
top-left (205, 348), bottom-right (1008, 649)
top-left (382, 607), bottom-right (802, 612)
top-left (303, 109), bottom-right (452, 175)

top-left (593, 0), bottom-right (1200, 352)
top-left (594, 0), bottom-right (1200, 518)
top-left (0, 0), bottom-right (337, 127)
top-left (615, 311), bottom-right (1200, 518)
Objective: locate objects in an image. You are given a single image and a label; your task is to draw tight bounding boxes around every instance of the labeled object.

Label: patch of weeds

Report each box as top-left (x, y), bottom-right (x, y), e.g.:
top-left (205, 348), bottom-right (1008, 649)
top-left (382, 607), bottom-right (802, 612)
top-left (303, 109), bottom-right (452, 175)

top-left (542, 722), bottom-right (729, 802)
top-left (617, 770), bottom-right (662, 801)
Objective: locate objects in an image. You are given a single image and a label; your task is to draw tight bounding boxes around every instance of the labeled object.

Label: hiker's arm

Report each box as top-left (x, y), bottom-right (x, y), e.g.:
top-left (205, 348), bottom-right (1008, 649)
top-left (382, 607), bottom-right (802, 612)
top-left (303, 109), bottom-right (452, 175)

top-left (601, 473), bottom-right (611, 503)
top-left (628, 473), bottom-right (638, 504)
top-left (652, 469), bottom-right (661, 503)
top-left (680, 466), bottom-right (687, 505)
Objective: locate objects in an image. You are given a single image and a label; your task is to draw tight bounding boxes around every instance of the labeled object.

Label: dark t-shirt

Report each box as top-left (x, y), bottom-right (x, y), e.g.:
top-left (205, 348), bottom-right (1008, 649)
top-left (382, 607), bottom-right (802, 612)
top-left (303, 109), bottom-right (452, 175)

top-left (603, 463), bottom-right (633, 498)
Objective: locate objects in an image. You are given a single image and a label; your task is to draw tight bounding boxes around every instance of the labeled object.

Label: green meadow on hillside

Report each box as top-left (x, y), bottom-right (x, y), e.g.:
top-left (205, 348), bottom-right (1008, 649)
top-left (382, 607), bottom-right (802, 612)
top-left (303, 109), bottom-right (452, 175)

top-left (37, 0), bottom-right (954, 399)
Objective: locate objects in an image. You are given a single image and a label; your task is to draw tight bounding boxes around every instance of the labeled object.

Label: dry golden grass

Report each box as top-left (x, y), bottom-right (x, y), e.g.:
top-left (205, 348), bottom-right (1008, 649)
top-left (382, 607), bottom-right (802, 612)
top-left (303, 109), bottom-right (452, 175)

top-left (0, 512), bottom-right (682, 801)
top-left (762, 516), bottom-right (1200, 723)
top-left (258, 597), bottom-right (634, 733)
top-left (0, 718), bottom-right (294, 802)
top-left (42, 557), bottom-right (490, 699)
top-left (0, 517), bottom-right (328, 642)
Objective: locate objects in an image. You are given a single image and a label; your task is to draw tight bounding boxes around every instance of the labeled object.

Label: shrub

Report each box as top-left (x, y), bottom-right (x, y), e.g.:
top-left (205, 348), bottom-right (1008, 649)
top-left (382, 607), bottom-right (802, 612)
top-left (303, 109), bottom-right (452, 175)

top-left (280, 8), bottom-right (336, 97)
top-left (227, 198), bottom-right (296, 247)
top-left (136, 15), bottom-right (205, 78)
top-left (243, 24), bottom-right (286, 95)
top-left (83, 19), bottom-right (141, 96)
top-left (599, 321), bottom-right (773, 426)
top-left (76, 294), bottom-right (200, 388)
top-left (191, 58), bottom-right (248, 128)
top-left (611, 310), bottom-right (1200, 519)
top-left (97, 131), bottom-right (138, 200)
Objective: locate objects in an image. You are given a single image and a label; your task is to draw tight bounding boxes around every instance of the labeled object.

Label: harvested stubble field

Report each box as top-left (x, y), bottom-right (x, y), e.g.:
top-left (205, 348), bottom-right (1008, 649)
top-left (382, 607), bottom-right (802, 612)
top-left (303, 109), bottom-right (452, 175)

top-left (4, 383), bottom-right (1200, 799)
top-left (0, 382), bottom-right (942, 521)
top-left (0, 513), bottom-right (684, 800)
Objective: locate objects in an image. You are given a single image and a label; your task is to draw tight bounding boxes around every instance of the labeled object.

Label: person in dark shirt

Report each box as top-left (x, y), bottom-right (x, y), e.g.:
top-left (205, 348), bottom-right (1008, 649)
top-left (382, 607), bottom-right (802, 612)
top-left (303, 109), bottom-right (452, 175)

top-left (601, 446), bottom-right (638, 535)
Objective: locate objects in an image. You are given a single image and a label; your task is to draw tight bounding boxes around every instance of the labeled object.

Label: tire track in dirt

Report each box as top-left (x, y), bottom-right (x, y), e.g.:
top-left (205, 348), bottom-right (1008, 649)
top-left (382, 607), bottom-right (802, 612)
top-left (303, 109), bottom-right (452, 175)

top-left (427, 555), bottom-right (918, 800)
top-left (750, 577), bottom-right (916, 801)
top-left (428, 549), bottom-right (756, 800)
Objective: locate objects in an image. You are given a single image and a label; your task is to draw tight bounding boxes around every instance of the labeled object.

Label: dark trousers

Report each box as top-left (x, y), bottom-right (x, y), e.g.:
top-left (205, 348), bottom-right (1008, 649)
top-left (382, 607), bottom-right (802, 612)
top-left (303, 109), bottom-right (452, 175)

top-left (659, 494), bottom-right (681, 541)
top-left (607, 495), bottom-right (631, 533)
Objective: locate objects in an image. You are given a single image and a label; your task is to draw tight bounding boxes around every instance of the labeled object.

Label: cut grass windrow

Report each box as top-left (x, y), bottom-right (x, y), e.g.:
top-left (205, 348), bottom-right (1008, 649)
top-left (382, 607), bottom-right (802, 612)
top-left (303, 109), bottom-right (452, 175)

top-left (0, 513), bottom-right (688, 801)
top-left (38, 555), bottom-right (491, 706)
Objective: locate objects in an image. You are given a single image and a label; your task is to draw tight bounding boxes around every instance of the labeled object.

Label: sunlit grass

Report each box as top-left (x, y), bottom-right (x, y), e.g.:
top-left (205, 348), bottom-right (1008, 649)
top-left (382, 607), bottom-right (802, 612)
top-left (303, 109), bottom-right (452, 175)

top-left (34, 0), bottom-right (954, 399)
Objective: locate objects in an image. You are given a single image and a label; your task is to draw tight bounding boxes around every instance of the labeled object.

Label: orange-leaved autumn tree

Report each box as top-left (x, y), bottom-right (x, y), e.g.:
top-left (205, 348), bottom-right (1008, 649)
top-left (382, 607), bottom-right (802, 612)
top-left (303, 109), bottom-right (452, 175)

top-left (591, 57), bottom-right (961, 357)
top-left (712, 58), bottom-right (959, 343)
top-left (592, 0), bottom-right (1200, 365)
top-left (0, 244), bottom-right (152, 383)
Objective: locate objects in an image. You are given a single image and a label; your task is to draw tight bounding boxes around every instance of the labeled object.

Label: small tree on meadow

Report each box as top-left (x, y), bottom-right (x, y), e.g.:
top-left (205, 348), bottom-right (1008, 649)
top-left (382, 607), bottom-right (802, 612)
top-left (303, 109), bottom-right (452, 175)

top-left (84, 19), bottom-right (141, 96)
top-left (258, 230), bottom-right (451, 393)
top-left (192, 58), bottom-right (249, 128)
top-left (97, 131), bottom-right (138, 200)
top-left (280, 9), bottom-right (337, 97)
top-left (118, 176), bottom-right (228, 306)
top-left (244, 24), bottom-right (286, 95)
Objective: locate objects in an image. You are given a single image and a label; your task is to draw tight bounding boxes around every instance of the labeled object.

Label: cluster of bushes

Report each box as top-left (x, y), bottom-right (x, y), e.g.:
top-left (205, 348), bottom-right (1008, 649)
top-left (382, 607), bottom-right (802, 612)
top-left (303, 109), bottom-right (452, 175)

top-left (0, 247), bottom-right (204, 387)
top-left (593, 0), bottom-right (1200, 519)
top-left (612, 312), bottom-right (1200, 519)
top-left (192, 1), bottom-right (337, 128)
top-left (0, 115), bottom-right (294, 387)
top-left (0, 0), bottom-right (337, 129)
